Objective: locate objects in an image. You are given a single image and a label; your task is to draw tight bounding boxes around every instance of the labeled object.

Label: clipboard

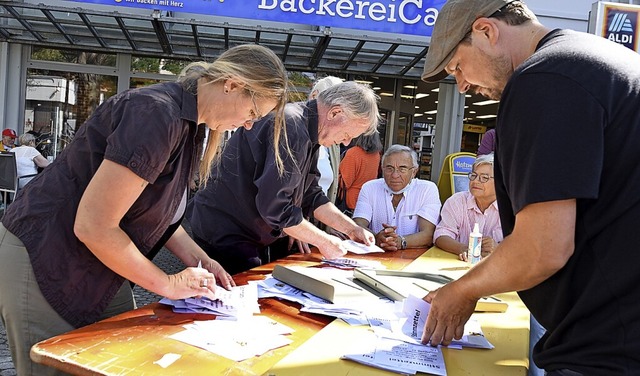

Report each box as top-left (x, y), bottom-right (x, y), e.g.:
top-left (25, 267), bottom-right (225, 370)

top-left (353, 268), bottom-right (508, 313)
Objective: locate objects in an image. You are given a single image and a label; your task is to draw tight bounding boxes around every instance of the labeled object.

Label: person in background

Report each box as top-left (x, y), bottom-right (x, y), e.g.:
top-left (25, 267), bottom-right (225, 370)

top-left (10, 133), bottom-right (50, 189)
top-left (187, 82), bottom-right (378, 275)
top-left (353, 144), bottom-right (441, 251)
top-left (476, 128), bottom-right (495, 155)
top-left (337, 132), bottom-right (383, 214)
top-left (309, 76), bottom-right (343, 204)
top-left (0, 129), bottom-right (17, 151)
top-left (0, 44), bottom-right (288, 376)
top-left (434, 153), bottom-right (501, 259)
top-left (420, 0), bottom-right (640, 374)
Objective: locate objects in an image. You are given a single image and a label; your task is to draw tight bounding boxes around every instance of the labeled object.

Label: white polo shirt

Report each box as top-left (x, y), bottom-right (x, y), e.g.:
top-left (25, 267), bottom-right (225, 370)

top-left (353, 178), bottom-right (441, 236)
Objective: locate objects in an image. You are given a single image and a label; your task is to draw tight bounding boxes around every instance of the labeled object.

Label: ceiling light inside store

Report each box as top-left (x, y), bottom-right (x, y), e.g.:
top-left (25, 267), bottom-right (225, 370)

top-left (415, 113), bottom-right (423, 117)
top-left (465, 94), bottom-right (472, 98)
top-left (355, 80), bottom-right (373, 84)
top-left (373, 87), bottom-right (381, 90)
top-left (477, 114), bottom-right (498, 119)
top-left (425, 110), bottom-right (438, 114)
top-left (415, 93), bottom-right (429, 99)
top-left (401, 95), bottom-right (414, 99)
top-left (403, 85), bottom-right (418, 89)
top-left (431, 88), bottom-right (439, 92)
top-left (473, 99), bottom-right (500, 106)
top-left (469, 111), bottom-right (476, 114)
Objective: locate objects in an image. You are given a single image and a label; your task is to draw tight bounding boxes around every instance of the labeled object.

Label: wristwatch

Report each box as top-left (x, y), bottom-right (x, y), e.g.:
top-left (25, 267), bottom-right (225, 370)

top-left (400, 236), bottom-right (407, 250)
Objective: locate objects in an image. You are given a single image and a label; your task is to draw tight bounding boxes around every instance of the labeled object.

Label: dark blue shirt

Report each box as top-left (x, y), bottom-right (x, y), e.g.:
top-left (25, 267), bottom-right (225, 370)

top-left (187, 101), bottom-right (329, 249)
top-left (2, 82), bottom-right (203, 328)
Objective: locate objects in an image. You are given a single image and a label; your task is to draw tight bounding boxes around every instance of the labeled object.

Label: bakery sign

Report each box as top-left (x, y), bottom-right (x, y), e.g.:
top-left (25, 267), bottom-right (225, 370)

top-left (62, 0), bottom-right (447, 37)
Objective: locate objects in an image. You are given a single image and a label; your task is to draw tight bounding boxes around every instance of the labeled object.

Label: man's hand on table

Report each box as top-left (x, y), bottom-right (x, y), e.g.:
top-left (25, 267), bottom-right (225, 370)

top-left (421, 281), bottom-right (478, 346)
top-left (376, 223), bottom-right (399, 251)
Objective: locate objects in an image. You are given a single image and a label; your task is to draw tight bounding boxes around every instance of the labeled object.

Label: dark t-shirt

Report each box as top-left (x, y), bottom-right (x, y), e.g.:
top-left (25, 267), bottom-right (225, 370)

top-left (495, 29), bottom-right (640, 373)
top-left (187, 101), bottom-right (329, 249)
top-left (2, 82), bottom-right (201, 328)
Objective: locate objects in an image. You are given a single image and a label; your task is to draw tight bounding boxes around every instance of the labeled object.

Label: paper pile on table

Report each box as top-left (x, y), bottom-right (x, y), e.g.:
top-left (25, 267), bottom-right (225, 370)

top-left (169, 315), bottom-right (294, 361)
top-left (160, 283), bottom-right (260, 318)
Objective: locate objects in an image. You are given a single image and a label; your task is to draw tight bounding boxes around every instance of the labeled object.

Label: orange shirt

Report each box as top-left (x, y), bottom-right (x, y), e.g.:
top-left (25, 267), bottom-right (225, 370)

top-left (338, 146), bottom-right (381, 210)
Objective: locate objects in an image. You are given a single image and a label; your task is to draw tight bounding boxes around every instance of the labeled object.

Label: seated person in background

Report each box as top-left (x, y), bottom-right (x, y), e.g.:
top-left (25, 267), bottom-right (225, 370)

top-left (353, 144), bottom-right (441, 251)
top-left (10, 133), bottom-right (50, 188)
top-left (337, 132), bottom-right (383, 214)
top-left (434, 153), bottom-right (502, 259)
top-left (187, 82), bottom-right (378, 274)
top-left (0, 128), bottom-right (17, 151)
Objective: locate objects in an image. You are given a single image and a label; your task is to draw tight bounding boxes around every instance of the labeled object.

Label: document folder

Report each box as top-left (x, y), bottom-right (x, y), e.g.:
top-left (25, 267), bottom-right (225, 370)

top-left (353, 268), bottom-right (508, 313)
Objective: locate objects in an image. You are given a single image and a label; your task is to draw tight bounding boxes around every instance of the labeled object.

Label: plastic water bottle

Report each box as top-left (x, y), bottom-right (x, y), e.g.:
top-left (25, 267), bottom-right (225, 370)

top-left (468, 223), bottom-right (482, 265)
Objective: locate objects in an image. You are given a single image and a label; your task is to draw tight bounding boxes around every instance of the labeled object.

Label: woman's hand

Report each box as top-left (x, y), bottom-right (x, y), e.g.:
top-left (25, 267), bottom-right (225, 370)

top-left (165, 267), bottom-right (218, 301)
top-left (202, 258), bottom-right (236, 290)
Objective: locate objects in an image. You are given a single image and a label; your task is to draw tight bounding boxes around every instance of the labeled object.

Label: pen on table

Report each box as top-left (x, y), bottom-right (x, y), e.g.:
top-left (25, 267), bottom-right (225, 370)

top-left (412, 282), bottom-right (430, 293)
top-left (331, 278), bottom-right (363, 291)
top-left (197, 260), bottom-right (208, 288)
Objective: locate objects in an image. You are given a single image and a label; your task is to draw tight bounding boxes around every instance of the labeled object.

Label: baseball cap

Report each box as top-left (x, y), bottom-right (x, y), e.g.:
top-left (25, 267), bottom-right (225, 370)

top-left (2, 129), bottom-right (17, 138)
top-left (422, 0), bottom-right (514, 82)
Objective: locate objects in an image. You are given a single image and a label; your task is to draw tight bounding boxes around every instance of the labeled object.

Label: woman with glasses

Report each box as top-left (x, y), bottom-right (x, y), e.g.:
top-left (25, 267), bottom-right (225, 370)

top-left (0, 44), bottom-right (288, 376)
top-left (434, 153), bottom-right (502, 259)
top-left (353, 144), bottom-right (441, 251)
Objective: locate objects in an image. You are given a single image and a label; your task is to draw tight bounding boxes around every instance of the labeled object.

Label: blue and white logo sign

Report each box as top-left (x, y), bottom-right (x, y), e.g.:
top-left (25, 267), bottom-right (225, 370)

top-left (63, 0), bottom-right (447, 37)
top-left (602, 3), bottom-right (639, 51)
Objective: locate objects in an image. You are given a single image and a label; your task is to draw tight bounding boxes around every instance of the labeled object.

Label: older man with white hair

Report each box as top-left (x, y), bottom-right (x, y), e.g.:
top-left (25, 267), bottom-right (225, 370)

top-left (353, 144), bottom-right (441, 251)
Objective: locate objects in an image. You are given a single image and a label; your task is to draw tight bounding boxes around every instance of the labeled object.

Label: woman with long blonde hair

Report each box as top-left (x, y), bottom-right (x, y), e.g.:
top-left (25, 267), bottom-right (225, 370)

top-left (0, 44), bottom-right (287, 376)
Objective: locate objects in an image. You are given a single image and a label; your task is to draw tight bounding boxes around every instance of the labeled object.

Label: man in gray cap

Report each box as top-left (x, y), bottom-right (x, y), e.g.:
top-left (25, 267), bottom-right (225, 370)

top-left (420, 1), bottom-right (640, 375)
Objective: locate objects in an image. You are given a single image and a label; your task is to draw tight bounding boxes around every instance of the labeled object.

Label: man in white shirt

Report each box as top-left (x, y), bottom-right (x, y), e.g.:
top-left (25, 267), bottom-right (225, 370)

top-left (353, 144), bottom-right (441, 251)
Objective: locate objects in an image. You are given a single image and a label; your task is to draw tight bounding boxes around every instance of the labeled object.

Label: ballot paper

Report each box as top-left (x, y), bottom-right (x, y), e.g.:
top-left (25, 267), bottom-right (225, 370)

top-left (169, 316), bottom-right (294, 362)
top-left (160, 283), bottom-right (260, 318)
top-left (384, 294), bottom-right (494, 350)
top-left (321, 257), bottom-right (385, 270)
top-left (342, 331), bottom-right (447, 376)
top-left (257, 274), bottom-right (396, 326)
top-left (341, 239), bottom-right (385, 254)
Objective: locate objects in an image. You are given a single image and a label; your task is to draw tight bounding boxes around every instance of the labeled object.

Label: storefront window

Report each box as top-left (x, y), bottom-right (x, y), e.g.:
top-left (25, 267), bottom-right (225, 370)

top-left (31, 47), bottom-right (116, 67)
top-left (25, 69), bottom-right (117, 158)
top-left (131, 56), bottom-right (189, 75)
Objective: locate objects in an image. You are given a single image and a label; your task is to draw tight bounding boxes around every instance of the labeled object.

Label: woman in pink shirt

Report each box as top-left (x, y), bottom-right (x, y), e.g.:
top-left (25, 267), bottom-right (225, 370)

top-left (434, 153), bottom-right (502, 259)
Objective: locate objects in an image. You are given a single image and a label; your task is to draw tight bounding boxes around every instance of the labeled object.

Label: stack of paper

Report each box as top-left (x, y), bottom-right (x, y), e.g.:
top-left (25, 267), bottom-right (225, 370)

top-left (160, 284), bottom-right (260, 318)
top-left (341, 239), bottom-right (385, 254)
top-left (169, 316), bottom-right (294, 361)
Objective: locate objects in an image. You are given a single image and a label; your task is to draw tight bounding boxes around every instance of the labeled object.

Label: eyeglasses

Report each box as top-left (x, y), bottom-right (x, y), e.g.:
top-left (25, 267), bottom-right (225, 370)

top-left (249, 91), bottom-right (263, 122)
top-left (383, 166), bottom-right (414, 175)
top-left (468, 172), bottom-right (494, 183)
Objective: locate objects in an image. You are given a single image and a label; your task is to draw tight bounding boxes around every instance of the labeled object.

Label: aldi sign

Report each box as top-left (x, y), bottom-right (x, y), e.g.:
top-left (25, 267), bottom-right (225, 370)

top-left (590, 1), bottom-right (640, 53)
